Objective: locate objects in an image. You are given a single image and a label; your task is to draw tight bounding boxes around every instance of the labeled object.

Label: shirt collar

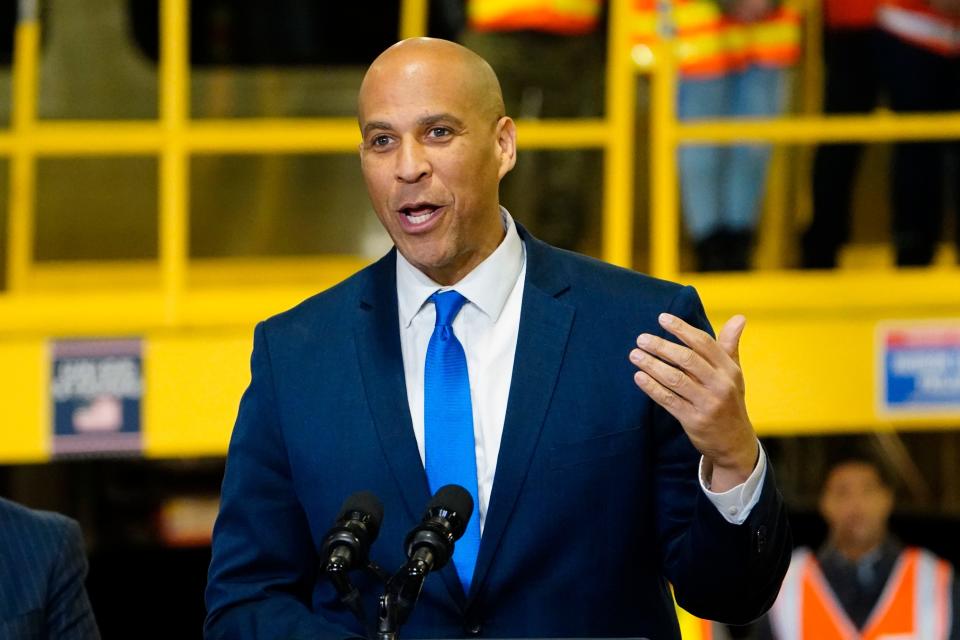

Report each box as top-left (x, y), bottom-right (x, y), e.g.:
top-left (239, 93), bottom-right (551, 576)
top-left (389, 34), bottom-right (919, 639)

top-left (396, 207), bottom-right (525, 328)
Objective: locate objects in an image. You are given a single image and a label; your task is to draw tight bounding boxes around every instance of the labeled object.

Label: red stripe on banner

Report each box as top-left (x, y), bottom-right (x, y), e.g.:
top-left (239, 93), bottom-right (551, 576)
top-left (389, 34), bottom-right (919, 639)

top-left (886, 328), bottom-right (960, 348)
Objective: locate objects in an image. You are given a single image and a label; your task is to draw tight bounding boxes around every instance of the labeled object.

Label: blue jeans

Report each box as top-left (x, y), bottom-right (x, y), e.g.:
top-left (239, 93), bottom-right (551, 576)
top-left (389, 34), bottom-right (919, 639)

top-left (677, 66), bottom-right (788, 242)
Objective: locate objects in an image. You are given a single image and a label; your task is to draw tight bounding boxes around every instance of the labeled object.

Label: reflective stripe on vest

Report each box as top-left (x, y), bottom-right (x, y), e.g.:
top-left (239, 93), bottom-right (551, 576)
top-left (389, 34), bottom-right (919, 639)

top-left (769, 547), bottom-right (954, 640)
top-left (878, 2), bottom-right (960, 55)
top-left (468, 0), bottom-right (602, 35)
top-left (629, 0), bottom-right (800, 77)
top-left (769, 548), bottom-right (812, 640)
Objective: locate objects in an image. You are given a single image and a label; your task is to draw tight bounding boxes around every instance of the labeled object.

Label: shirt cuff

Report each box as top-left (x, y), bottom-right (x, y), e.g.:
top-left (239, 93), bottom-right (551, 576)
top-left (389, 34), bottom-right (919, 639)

top-left (698, 443), bottom-right (767, 525)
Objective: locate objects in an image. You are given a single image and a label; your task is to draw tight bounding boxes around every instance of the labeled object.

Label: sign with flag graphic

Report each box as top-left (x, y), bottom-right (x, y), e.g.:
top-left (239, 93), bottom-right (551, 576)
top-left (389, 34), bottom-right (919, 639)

top-left (51, 339), bottom-right (144, 457)
top-left (880, 324), bottom-right (960, 415)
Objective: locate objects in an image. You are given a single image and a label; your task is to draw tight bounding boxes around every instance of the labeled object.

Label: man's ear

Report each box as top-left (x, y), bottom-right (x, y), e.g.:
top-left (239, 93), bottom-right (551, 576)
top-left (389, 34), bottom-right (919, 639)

top-left (495, 116), bottom-right (517, 179)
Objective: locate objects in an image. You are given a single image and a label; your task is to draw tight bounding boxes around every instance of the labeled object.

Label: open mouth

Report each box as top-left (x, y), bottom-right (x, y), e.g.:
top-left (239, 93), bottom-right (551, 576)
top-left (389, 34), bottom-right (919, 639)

top-left (399, 203), bottom-right (444, 227)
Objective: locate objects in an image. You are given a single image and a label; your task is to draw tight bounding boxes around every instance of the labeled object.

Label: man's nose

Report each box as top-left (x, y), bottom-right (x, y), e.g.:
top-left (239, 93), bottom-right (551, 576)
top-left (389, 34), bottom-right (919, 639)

top-left (395, 138), bottom-right (431, 183)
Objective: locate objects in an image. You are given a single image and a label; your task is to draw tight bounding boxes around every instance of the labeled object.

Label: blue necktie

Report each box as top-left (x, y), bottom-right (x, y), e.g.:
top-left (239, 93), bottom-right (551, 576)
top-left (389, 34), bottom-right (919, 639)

top-left (424, 290), bottom-right (482, 593)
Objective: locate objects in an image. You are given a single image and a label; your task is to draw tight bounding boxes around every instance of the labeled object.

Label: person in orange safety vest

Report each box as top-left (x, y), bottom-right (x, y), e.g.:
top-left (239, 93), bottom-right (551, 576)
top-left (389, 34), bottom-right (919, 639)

top-left (758, 450), bottom-right (959, 639)
top-left (800, 0), bottom-right (884, 269)
top-left (876, 0), bottom-right (960, 266)
top-left (461, 0), bottom-right (605, 252)
top-left (630, 0), bottom-right (802, 271)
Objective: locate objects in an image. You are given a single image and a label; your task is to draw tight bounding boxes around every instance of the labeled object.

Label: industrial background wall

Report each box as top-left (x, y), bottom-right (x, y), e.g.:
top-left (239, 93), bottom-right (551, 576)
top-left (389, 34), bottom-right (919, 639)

top-left (0, 0), bottom-right (958, 638)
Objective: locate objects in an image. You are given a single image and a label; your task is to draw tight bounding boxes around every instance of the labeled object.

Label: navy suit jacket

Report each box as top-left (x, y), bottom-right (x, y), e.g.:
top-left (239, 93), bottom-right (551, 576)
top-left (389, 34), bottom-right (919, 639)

top-left (0, 497), bottom-right (100, 640)
top-left (205, 228), bottom-right (791, 639)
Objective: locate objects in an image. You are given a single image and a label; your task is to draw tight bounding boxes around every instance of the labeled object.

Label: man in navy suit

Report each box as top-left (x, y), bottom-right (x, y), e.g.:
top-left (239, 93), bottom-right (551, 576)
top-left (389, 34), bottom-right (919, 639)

top-left (0, 497), bottom-right (100, 639)
top-left (205, 38), bottom-right (791, 639)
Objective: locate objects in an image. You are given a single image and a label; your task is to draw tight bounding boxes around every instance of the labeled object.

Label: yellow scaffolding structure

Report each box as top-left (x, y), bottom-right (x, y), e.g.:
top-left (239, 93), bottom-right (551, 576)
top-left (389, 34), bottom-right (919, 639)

top-left (2, 0), bottom-right (960, 463)
top-left (1, 0), bottom-right (638, 332)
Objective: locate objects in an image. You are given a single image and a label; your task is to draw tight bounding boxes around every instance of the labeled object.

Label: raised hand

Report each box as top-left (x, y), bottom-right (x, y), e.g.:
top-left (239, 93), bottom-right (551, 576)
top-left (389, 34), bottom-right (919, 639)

top-left (630, 313), bottom-right (759, 492)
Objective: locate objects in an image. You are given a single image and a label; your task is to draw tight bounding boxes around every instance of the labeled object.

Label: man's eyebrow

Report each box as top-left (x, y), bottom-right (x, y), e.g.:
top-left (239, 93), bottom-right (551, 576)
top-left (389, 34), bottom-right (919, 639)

top-left (361, 121), bottom-right (392, 136)
top-left (418, 113), bottom-right (466, 128)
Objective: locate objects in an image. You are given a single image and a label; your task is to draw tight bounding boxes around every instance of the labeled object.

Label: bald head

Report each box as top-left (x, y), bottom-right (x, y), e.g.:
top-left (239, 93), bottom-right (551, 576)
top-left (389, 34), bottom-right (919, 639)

top-left (354, 37), bottom-right (518, 286)
top-left (359, 38), bottom-right (505, 124)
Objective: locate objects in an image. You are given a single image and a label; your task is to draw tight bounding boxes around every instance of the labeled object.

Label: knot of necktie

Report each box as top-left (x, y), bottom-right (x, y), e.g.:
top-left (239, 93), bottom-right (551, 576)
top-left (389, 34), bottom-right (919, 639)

top-left (431, 290), bottom-right (468, 331)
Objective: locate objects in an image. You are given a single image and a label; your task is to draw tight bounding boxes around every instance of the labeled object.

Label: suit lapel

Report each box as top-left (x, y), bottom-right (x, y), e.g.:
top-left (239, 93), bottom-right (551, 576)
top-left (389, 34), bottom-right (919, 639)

top-left (353, 250), bottom-right (468, 608)
top-left (354, 250), bottom-right (429, 524)
top-left (468, 229), bottom-right (575, 601)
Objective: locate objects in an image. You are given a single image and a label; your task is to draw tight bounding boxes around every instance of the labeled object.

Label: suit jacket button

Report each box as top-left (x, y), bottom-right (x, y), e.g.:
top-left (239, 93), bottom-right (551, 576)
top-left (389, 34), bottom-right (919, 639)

top-left (755, 525), bottom-right (767, 552)
top-left (465, 621), bottom-right (482, 635)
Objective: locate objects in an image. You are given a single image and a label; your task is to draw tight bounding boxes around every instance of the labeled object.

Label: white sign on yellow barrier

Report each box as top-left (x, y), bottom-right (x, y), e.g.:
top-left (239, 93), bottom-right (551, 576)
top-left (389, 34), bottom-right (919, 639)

top-left (51, 338), bottom-right (144, 457)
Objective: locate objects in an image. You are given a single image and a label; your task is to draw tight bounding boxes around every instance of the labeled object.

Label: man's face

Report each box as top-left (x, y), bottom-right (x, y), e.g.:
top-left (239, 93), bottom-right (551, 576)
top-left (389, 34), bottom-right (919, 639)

top-left (819, 462), bottom-right (894, 554)
top-left (358, 51), bottom-right (516, 285)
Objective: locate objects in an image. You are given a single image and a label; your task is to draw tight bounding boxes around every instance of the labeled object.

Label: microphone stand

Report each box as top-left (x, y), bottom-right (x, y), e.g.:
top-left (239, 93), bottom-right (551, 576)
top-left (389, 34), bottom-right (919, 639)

top-left (376, 549), bottom-right (434, 640)
top-left (325, 550), bottom-right (376, 640)
top-left (326, 553), bottom-right (394, 640)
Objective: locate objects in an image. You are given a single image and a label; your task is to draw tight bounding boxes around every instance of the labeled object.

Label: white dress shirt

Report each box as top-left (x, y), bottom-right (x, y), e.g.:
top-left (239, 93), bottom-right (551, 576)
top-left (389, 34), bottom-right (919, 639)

top-left (396, 209), bottom-right (766, 531)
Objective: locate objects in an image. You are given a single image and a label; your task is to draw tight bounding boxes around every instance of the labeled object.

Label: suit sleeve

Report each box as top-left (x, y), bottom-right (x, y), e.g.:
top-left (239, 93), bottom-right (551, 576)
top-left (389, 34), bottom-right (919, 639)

top-left (46, 517), bottom-right (101, 640)
top-left (652, 286), bottom-right (792, 625)
top-left (205, 322), bottom-right (359, 640)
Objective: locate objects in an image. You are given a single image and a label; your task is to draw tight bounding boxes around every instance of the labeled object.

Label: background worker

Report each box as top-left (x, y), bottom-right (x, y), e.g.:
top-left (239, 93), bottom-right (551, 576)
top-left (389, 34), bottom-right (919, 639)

top-left (632, 0), bottom-right (803, 271)
top-left (460, 0), bottom-right (606, 251)
top-left (801, 0), bottom-right (883, 269)
top-left (877, 0), bottom-right (960, 266)
top-left (760, 451), bottom-right (958, 639)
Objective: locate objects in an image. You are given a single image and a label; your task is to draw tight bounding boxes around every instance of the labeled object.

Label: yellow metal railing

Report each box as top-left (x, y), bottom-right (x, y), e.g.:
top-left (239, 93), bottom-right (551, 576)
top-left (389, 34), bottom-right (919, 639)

top-left (4, 0), bottom-right (960, 336)
top-left (0, 0), bottom-right (639, 334)
top-left (644, 5), bottom-right (960, 281)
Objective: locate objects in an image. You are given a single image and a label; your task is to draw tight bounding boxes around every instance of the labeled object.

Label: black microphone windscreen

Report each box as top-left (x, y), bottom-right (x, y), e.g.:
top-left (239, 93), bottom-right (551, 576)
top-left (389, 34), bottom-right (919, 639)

top-left (338, 490), bottom-right (384, 530)
top-left (427, 485), bottom-right (473, 525)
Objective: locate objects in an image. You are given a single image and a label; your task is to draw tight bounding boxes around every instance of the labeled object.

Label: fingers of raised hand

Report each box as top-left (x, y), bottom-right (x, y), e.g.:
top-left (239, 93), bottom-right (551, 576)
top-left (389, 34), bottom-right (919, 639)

top-left (657, 313), bottom-right (725, 365)
top-left (635, 333), bottom-right (711, 382)
top-left (633, 370), bottom-right (692, 421)
top-left (630, 346), bottom-right (709, 406)
top-left (660, 313), bottom-right (745, 381)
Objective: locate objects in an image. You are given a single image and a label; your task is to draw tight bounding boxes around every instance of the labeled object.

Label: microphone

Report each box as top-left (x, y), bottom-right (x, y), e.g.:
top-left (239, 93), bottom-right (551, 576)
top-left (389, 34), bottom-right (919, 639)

top-left (403, 484), bottom-right (474, 574)
top-left (321, 491), bottom-right (383, 635)
top-left (321, 490), bottom-right (384, 574)
top-left (376, 485), bottom-right (475, 640)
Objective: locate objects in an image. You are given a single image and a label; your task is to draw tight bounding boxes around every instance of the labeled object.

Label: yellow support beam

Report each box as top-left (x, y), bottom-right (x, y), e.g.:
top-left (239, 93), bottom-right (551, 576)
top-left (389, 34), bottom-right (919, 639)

top-left (7, 4), bottom-right (41, 293)
top-left (649, 42), bottom-right (680, 279)
top-left (188, 118), bottom-right (359, 153)
top-left (678, 112), bottom-right (960, 144)
top-left (27, 121), bottom-right (165, 155)
top-left (513, 119), bottom-right (609, 149)
top-left (0, 119), bottom-right (609, 156)
top-left (689, 270), bottom-right (960, 314)
top-left (601, 0), bottom-right (636, 269)
top-left (7, 285), bottom-right (960, 464)
top-left (0, 339), bottom-right (49, 462)
top-left (399, 0), bottom-right (428, 40)
top-left (0, 289), bottom-right (306, 335)
top-left (0, 267), bottom-right (955, 335)
top-left (23, 256), bottom-right (370, 291)
top-left (159, 0), bottom-right (189, 324)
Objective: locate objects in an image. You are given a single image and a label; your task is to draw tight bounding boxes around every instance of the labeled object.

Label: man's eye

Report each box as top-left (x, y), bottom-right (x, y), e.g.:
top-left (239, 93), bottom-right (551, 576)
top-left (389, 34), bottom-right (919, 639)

top-left (371, 135), bottom-right (391, 147)
top-left (428, 127), bottom-right (451, 138)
